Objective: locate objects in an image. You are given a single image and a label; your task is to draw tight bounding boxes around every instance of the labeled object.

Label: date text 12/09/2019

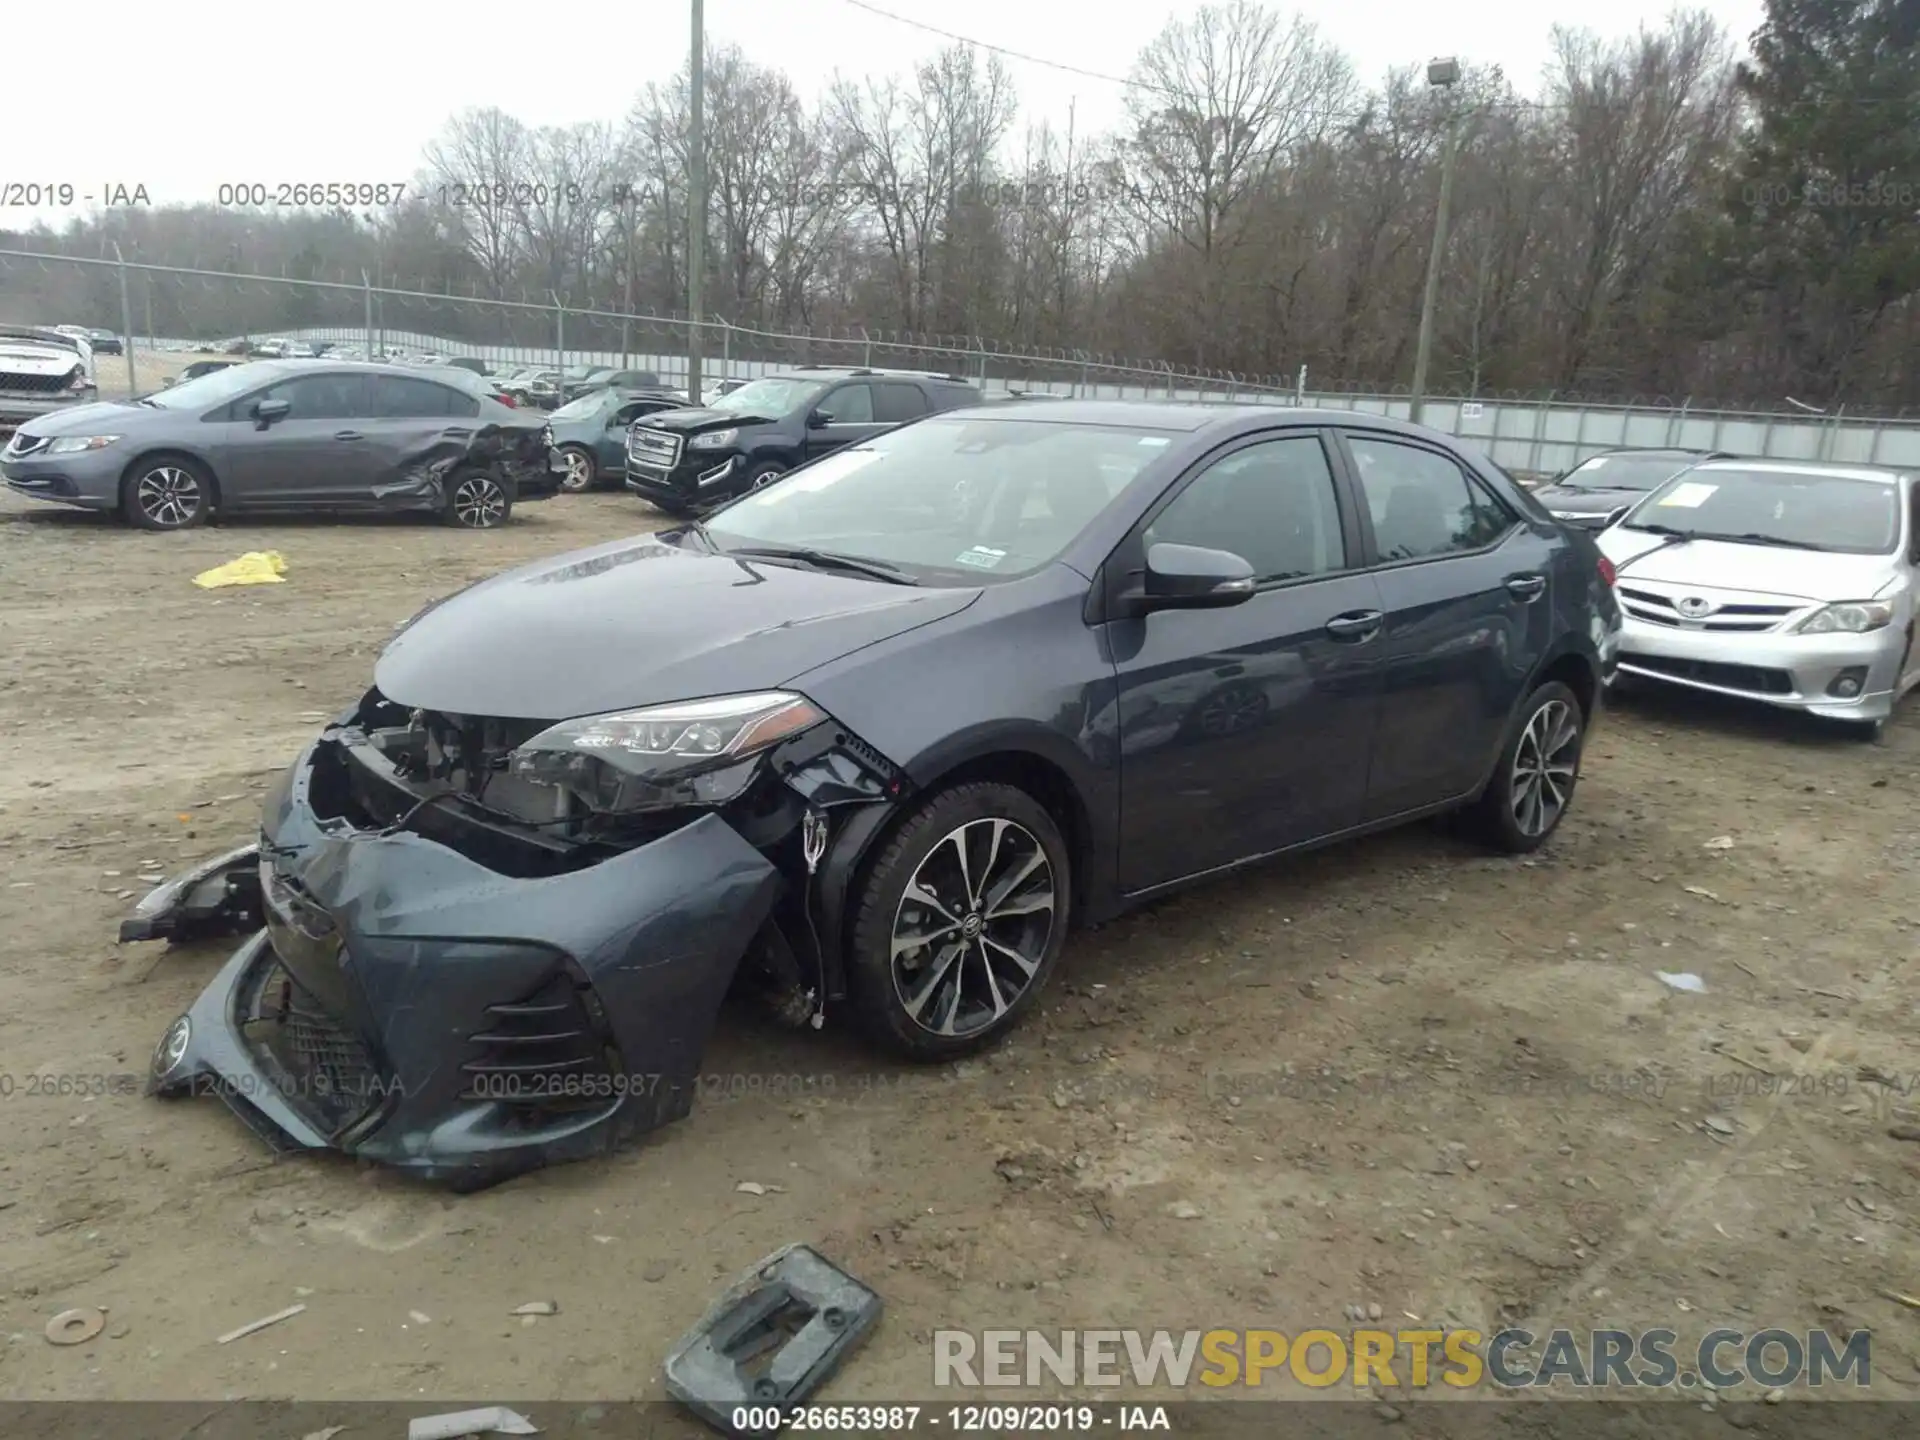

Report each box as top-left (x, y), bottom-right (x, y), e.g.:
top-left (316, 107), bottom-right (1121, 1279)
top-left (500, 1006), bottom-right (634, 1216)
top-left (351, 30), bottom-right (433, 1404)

top-left (726, 1406), bottom-right (1172, 1432)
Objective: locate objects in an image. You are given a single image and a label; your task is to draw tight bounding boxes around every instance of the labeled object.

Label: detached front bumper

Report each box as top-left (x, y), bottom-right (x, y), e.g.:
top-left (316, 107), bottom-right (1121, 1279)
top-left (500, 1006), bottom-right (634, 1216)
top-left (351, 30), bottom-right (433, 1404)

top-left (1614, 617), bottom-right (1904, 721)
top-left (147, 736), bottom-right (782, 1187)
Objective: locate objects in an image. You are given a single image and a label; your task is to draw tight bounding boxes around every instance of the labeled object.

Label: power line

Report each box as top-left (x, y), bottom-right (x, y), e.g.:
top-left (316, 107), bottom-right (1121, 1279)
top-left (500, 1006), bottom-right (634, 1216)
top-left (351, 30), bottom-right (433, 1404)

top-left (839, 0), bottom-right (1915, 117)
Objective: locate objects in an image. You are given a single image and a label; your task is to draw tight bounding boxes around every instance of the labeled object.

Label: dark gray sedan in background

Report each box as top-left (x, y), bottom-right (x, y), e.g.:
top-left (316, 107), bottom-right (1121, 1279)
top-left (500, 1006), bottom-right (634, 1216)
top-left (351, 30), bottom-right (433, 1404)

top-left (1533, 447), bottom-right (1733, 529)
top-left (0, 360), bottom-right (556, 530)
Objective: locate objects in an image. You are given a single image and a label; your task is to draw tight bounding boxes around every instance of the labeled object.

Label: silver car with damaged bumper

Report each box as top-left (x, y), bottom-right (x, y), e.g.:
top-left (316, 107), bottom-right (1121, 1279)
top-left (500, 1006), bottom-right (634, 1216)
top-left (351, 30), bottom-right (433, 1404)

top-left (0, 325), bottom-right (96, 439)
top-left (1595, 459), bottom-right (1920, 736)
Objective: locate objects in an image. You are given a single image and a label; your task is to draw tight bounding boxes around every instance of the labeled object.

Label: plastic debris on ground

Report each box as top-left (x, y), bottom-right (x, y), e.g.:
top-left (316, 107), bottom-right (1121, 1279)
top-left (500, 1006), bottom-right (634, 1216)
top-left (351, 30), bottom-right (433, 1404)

top-left (192, 550), bottom-right (288, 589)
top-left (1656, 971), bottom-right (1706, 993)
top-left (665, 1243), bottom-right (882, 1437)
top-left (407, 1407), bottom-right (541, 1440)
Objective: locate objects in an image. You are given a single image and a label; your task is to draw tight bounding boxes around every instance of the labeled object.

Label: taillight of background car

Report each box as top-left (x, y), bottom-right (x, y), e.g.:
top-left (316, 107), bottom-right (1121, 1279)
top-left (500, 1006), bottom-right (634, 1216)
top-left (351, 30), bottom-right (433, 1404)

top-left (1598, 556), bottom-right (1617, 587)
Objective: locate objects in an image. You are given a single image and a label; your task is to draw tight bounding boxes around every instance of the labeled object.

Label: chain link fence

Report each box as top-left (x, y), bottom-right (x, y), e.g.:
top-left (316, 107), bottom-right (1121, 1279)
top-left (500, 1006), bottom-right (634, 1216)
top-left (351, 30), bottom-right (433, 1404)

top-left (4, 247), bottom-right (1917, 475)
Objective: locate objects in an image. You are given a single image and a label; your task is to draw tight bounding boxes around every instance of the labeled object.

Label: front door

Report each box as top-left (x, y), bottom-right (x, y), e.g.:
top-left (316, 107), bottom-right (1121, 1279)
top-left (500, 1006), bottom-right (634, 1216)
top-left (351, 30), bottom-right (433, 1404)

top-left (220, 371), bottom-right (373, 508)
top-left (1339, 431), bottom-right (1556, 819)
top-left (803, 382), bottom-right (890, 460)
top-left (1108, 430), bottom-right (1386, 893)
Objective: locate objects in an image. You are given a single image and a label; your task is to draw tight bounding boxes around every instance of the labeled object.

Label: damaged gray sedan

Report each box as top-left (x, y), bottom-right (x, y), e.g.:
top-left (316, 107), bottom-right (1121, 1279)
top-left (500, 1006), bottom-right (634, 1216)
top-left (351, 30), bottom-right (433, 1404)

top-left (0, 360), bottom-right (556, 529)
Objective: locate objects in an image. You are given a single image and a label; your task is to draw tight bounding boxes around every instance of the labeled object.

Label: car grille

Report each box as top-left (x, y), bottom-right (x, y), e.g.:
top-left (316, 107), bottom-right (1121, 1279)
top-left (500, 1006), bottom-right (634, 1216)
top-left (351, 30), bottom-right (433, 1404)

top-left (461, 965), bottom-right (617, 1112)
top-left (1618, 586), bottom-right (1801, 633)
top-left (0, 370), bottom-right (78, 396)
top-left (1625, 653), bottom-right (1796, 696)
top-left (246, 962), bottom-right (388, 1135)
top-left (627, 427), bottom-right (682, 471)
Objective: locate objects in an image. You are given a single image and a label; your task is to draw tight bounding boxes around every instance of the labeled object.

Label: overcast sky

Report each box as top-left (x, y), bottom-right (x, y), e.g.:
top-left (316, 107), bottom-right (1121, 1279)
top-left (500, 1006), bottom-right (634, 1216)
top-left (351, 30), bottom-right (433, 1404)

top-left (11, 0), bottom-right (1764, 224)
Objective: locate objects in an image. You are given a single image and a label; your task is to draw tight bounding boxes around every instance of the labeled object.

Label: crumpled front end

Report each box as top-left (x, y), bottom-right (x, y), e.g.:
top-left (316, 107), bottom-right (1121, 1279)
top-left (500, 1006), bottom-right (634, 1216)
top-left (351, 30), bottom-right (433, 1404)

top-left (137, 689), bottom-right (905, 1187)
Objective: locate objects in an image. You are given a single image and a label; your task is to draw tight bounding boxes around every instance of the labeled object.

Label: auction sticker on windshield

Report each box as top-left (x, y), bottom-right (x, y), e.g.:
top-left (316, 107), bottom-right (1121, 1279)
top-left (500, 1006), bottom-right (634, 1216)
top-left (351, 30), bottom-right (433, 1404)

top-left (954, 546), bottom-right (1008, 569)
top-left (1658, 482), bottom-right (1718, 508)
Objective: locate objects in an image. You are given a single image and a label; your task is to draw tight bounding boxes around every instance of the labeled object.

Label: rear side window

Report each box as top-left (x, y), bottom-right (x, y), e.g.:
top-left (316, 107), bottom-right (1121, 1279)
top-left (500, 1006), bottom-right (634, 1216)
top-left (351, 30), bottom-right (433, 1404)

top-left (372, 376), bottom-right (479, 419)
top-left (929, 384), bottom-right (982, 412)
top-left (872, 382), bottom-right (930, 424)
top-left (1347, 435), bottom-right (1514, 561)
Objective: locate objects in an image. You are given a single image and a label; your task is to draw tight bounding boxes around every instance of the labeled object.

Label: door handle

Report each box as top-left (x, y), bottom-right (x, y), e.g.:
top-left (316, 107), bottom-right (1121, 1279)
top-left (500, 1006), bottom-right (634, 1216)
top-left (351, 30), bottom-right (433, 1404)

top-left (1325, 610), bottom-right (1383, 642)
top-left (1505, 573), bottom-right (1547, 601)
top-left (333, 430), bottom-right (364, 441)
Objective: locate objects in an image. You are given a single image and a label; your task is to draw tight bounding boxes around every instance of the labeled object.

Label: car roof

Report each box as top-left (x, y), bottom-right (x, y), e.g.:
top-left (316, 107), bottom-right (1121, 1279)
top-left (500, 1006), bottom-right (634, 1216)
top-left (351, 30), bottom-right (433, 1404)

top-left (1689, 458), bottom-right (1909, 485)
top-left (1583, 446), bottom-right (1726, 460)
top-left (764, 366), bottom-right (976, 385)
top-left (939, 399), bottom-right (1470, 440)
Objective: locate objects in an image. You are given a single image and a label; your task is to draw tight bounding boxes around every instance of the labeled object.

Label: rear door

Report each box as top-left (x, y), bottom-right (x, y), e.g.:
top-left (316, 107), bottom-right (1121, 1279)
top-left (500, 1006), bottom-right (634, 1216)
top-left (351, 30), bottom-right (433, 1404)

top-left (365, 375), bottom-right (483, 499)
top-left (803, 382), bottom-right (888, 460)
top-left (1108, 429), bottom-right (1386, 892)
top-left (871, 380), bottom-right (932, 430)
top-left (219, 371), bottom-right (373, 508)
top-left (1335, 430), bottom-right (1556, 820)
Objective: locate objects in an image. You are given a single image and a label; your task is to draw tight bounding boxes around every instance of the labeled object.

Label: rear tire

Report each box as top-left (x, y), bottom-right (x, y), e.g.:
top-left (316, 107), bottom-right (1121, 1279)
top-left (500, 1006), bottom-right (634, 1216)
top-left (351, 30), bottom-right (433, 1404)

top-left (444, 468), bottom-right (513, 529)
top-left (122, 455), bottom-right (212, 531)
top-left (846, 782), bottom-right (1071, 1063)
top-left (1462, 680), bottom-right (1585, 853)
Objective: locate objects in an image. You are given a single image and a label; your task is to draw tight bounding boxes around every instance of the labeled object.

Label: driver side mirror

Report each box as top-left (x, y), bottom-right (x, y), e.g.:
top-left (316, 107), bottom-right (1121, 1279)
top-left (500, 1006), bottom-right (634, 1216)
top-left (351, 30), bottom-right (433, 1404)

top-left (252, 397), bottom-right (291, 428)
top-left (808, 409), bottom-right (834, 429)
top-left (1137, 542), bottom-right (1257, 612)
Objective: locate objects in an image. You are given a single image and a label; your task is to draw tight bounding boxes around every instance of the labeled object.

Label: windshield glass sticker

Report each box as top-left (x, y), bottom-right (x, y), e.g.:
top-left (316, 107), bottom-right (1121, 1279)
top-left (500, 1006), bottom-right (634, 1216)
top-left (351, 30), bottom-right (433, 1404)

top-left (1138, 436), bottom-right (1170, 447)
top-left (1658, 482), bottom-right (1717, 508)
top-left (954, 547), bottom-right (1008, 569)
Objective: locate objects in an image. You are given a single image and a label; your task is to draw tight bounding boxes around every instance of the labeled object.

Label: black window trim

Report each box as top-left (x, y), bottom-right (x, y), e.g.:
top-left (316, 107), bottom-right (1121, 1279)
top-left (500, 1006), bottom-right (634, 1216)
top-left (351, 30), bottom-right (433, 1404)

top-left (1331, 427), bottom-right (1523, 571)
top-left (1091, 424), bottom-right (1367, 624)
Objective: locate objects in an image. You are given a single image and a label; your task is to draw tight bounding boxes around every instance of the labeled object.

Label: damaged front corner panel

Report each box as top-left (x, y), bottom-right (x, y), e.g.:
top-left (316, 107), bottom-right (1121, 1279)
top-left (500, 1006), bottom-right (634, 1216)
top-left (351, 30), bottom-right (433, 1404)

top-left (665, 1244), bottom-right (883, 1437)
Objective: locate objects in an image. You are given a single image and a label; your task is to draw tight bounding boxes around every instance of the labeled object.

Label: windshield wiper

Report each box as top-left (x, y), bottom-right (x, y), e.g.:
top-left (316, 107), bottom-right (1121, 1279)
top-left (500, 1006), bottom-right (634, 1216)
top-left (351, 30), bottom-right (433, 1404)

top-left (1694, 531), bottom-right (1831, 552)
top-left (723, 545), bottom-right (918, 585)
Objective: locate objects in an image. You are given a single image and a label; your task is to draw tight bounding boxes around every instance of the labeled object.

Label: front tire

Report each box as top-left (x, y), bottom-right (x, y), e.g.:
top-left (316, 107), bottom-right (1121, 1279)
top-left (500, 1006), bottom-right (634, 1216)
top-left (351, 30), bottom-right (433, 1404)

top-left (122, 455), bottom-right (212, 531)
top-left (556, 445), bottom-right (596, 493)
top-left (444, 469), bottom-right (513, 529)
top-left (847, 782), bottom-right (1071, 1062)
top-left (742, 459), bottom-right (786, 493)
top-left (1463, 680), bottom-right (1585, 853)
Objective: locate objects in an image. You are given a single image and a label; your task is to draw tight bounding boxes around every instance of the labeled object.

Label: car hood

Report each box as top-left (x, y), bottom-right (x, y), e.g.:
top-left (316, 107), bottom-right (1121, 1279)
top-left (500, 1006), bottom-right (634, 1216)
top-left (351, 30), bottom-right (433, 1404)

top-left (374, 534), bottom-right (982, 720)
top-left (1534, 484), bottom-right (1648, 514)
top-left (1597, 530), bottom-right (1895, 603)
top-left (14, 399), bottom-right (161, 437)
top-left (637, 407), bottom-right (779, 436)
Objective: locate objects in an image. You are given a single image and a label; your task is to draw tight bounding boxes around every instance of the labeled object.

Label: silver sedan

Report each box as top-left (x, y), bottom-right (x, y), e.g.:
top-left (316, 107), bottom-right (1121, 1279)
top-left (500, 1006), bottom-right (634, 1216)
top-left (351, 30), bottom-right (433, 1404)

top-left (1595, 459), bottom-right (1919, 737)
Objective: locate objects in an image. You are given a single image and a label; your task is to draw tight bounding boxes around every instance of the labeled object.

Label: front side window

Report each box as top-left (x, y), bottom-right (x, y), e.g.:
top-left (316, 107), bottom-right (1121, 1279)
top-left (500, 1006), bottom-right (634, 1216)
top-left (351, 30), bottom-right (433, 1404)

top-left (820, 384), bottom-right (874, 424)
top-left (247, 371), bottom-right (368, 421)
top-left (1348, 435), bottom-right (1513, 561)
top-left (701, 416), bottom-right (1170, 583)
top-left (1145, 435), bottom-right (1347, 583)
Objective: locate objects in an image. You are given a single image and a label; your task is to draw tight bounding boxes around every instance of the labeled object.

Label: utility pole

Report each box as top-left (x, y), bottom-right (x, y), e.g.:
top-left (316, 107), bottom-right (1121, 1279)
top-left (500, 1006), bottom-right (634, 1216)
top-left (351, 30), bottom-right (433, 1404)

top-left (687, 0), bottom-right (706, 406)
top-left (1409, 56), bottom-right (1462, 427)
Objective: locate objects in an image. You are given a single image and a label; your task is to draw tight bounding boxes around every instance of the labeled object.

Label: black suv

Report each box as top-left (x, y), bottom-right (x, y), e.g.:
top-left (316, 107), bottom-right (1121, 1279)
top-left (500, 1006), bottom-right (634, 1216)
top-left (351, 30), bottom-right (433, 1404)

top-left (624, 366), bottom-right (981, 514)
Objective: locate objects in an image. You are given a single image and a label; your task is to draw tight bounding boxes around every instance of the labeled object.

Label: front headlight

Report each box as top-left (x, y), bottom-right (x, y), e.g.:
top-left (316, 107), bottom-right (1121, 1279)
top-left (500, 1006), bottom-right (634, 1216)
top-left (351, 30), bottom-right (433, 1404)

top-left (46, 434), bottom-right (121, 453)
top-left (1794, 601), bottom-right (1893, 634)
top-left (508, 691), bottom-right (826, 814)
top-left (688, 428), bottom-right (739, 450)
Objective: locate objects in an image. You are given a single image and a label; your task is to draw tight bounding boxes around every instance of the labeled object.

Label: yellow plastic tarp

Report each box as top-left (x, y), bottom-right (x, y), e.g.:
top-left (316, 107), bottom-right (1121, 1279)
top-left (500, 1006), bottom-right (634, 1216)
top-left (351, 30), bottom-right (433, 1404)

top-left (192, 551), bottom-right (288, 589)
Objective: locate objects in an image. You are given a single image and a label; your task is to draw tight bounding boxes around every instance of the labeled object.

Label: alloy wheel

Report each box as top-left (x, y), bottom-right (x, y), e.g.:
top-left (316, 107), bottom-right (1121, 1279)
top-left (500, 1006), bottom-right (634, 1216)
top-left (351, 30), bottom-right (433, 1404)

top-left (890, 817), bottom-right (1057, 1038)
top-left (559, 449), bottom-right (593, 492)
top-left (752, 467), bottom-right (784, 489)
top-left (452, 475), bottom-right (507, 528)
top-left (1509, 698), bottom-right (1580, 838)
top-left (135, 466), bottom-right (202, 527)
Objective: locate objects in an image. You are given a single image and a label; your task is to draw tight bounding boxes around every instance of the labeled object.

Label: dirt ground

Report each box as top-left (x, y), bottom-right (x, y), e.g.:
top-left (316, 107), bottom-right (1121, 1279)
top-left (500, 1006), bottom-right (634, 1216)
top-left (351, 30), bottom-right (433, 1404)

top-left (2, 486), bottom-right (1918, 1412)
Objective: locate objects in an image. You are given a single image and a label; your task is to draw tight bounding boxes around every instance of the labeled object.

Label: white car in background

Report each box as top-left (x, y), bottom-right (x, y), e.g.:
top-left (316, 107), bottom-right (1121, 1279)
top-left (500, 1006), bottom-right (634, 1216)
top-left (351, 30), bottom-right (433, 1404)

top-left (1597, 459), bottom-right (1920, 738)
top-left (0, 325), bottom-right (96, 437)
